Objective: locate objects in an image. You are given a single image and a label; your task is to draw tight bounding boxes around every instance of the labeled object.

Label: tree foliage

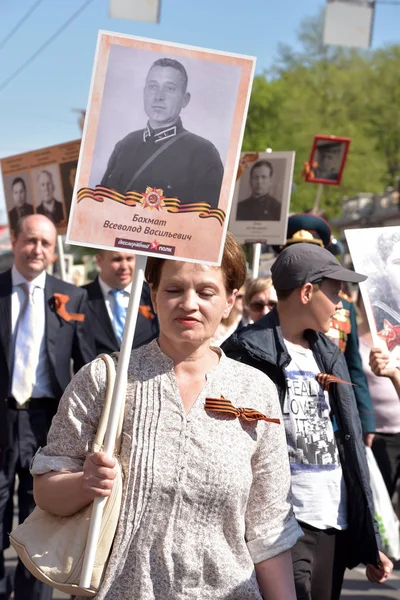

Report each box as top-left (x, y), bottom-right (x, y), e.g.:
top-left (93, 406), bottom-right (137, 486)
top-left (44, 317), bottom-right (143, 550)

top-left (242, 12), bottom-right (400, 218)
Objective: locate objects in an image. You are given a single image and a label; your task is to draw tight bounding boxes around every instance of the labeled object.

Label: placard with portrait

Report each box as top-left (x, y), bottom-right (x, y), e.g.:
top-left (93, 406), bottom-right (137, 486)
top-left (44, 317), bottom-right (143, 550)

top-left (66, 31), bottom-right (255, 265)
top-left (228, 151), bottom-right (295, 244)
top-left (1, 140), bottom-right (80, 235)
top-left (305, 135), bottom-right (351, 186)
top-left (346, 226), bottom-right (400, 360)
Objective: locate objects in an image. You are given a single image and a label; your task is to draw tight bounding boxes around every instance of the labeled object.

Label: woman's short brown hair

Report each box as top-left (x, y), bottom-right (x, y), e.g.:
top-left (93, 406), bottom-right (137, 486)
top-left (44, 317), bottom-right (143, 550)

top-left (244, 277), bottom-right (273, 307)
top-left (145, 232), bottom-right (247, 293)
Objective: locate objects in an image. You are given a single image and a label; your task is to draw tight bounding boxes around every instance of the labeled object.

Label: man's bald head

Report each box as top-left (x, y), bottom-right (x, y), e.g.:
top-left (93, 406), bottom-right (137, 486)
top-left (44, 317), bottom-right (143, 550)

top-left (14, 214), bottom-right (55, 240)
top-left (12, 214), bottom-right (57, 281)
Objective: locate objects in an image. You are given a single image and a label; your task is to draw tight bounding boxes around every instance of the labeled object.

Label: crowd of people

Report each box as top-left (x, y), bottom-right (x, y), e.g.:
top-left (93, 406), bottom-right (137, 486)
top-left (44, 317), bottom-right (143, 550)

top-left (0, 211), bottom-right (399, 600)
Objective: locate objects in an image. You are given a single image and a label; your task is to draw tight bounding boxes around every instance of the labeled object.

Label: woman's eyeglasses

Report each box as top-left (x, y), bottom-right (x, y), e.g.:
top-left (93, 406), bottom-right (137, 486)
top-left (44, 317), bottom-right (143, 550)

top-left (250, 301), bottom-right (277, 312)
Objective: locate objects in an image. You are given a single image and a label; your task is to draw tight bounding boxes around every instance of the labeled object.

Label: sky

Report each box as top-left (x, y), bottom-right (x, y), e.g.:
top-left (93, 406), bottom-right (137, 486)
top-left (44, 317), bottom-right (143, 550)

top-left (0, 0), bottom-right (399, 222)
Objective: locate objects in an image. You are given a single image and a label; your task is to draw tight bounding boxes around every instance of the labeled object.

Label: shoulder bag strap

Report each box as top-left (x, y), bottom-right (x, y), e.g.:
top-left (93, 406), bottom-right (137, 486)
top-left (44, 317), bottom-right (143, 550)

top-left (125, 130), bottom-right (189, 191)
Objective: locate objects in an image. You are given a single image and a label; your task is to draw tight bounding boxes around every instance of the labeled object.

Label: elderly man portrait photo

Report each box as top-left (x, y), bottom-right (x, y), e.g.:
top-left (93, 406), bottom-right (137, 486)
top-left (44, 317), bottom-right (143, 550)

top-left (236, 159), bottom-right (282, 221)
top-left (100, 57), bottom-right (224, 209)
top-left (7, 177), bottom-right (33, 232)
top-left (35, 169), bottom-right (65, 224)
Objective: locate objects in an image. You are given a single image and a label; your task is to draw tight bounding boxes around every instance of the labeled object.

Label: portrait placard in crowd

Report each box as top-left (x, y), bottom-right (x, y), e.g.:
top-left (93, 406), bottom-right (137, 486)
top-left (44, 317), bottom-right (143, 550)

top-left (304, 135), bottom-right (351, 186)
top-left (346, 226), bottom-right (400, 360)
top-left (1, 140), bottom-right (80, 235)
top-left (228, 151), bottom-right (295, 244)
top-left (67, 31), bottom-right (255, 264)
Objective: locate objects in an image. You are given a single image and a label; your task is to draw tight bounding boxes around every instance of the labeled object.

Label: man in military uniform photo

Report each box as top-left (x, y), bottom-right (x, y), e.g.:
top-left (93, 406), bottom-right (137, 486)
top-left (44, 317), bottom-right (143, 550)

top-left (7, 177), bottom-right (33, 233)
top-left (100, 57), bottom-right (224, 209)
top-left (314, 141), bottom-right (342, 181)
top-left (236, 159), bottom-right (281, 221)
top-left (36, 170), bottom-right (65, 224)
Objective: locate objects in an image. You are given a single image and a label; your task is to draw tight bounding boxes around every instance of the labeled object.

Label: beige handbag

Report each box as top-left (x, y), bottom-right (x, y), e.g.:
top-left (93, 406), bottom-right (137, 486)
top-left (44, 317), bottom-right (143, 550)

top-left (9, 353), bottom-right (124, 597)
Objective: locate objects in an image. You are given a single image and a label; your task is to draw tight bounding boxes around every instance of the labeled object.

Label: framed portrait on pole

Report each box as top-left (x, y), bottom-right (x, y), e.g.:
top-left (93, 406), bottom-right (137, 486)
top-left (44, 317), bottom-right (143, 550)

top-left (66, 31), bottom-right (255, 265)
top-left (304, 135), bottom-right (351, 186)
top-left (228, 151), bottom-right (295, 245)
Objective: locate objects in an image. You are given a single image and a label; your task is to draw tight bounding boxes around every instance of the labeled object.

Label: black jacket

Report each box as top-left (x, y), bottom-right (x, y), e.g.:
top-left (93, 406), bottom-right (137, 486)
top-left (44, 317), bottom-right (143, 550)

top-left (8, 203), bottom-right (34, 233)
top-left (340, 298), bottom-right (375, 434)
top-left (36, 199), bottom-right (65, 224)
top-left (236, 193), bottom-right (281, 221)
top-left (0, 269), bottom-right (96, 453)
top-left (222, 309), bottom-right (381, 568)
top-left (100, 118), bottom-right (224, 209)
top-left (82, 277), bottom-right (159, 355)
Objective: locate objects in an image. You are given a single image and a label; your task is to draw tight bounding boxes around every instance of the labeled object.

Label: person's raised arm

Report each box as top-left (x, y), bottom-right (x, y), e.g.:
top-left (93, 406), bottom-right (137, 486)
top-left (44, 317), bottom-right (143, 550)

top-left (369, 347), bottom-right (400, 398)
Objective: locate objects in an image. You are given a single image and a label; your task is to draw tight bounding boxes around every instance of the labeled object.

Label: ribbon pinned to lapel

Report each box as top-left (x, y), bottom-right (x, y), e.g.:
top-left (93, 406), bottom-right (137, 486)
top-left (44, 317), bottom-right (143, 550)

top-left (53, 293), bottom-right (85, 322)
top-left (316, 373), bottom-right (355, 392)
top-left (205, 396), bottom-right (280, 424)
top-left (138, 305), bottom-right (155, 320)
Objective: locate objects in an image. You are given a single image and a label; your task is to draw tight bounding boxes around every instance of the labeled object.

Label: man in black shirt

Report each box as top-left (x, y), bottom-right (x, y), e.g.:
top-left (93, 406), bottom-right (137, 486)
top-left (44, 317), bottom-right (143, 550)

top-left (101, 58), bottom-right (224, 209)
top-left (8, 177), bottom-right (33, 232)
top-left (36, 170), bottom-right (64, 224)
top-left (236, 159), bottom-right (281, 221)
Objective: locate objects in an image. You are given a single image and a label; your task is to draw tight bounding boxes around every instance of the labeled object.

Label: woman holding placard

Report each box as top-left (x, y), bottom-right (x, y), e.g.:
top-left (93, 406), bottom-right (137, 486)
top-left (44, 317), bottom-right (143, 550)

top-left (32, 233), bottom-right (301, 599)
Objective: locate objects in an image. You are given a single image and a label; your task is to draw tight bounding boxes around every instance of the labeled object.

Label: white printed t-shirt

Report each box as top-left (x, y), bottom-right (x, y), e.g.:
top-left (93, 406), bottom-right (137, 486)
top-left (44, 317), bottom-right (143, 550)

top-left (283, 339), bottom-right (348, 530)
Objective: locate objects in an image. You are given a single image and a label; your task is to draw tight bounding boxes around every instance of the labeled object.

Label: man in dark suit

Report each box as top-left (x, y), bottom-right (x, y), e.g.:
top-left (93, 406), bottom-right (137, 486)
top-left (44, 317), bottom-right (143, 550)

top-left (0, 214), bottom-right (96, 600)
top-left (7, 177), bottom-right (33, 233)
top-left (36, 170), bottom-right (65, 224)
top-left (101, 58), bottom-right (224, 209)
top-left (236, 160), bottom-right (281, 221)
top-left (82, 250), bottom-right (159, 355)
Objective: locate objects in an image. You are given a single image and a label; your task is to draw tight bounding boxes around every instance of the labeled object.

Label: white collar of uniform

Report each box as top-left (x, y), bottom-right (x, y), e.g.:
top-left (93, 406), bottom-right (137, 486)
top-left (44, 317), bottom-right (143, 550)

top-left (98, 275), bottom-right (132, 298)
top-left (12, 265), bottom-right (46, 290)
top-left (143, 121), bottom-right (179, 143)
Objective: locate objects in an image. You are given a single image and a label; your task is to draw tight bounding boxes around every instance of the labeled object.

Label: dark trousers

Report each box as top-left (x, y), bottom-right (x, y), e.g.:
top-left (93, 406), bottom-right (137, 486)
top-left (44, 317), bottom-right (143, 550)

top-left (291, 522), bottom-right (348, 600)
top-left (0, 406), bottom-right (54, 600)
top-left (372, 432), bottom-right (400, 498)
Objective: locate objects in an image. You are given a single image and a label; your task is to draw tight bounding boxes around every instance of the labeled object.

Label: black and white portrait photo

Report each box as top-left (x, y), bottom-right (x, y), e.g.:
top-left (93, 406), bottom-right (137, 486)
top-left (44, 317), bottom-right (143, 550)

top-left (236, 159), bottom-right (281, 221)
top-left (32, 165), bottom-right (65, 225)
top-left (307, 136), bottom-right (351, 186)
top-left (229, 151), bottom-right (295, 245)
top-left (346, 226), bottom-right (400, 356)
top-left (67, 32), bottom-right (255, 264)
top-left (60, 160), bottom-right (78, 218)
top-left (88, 44), bottom-right (243, 210)
top-left (3, 172), bottom-right (34, 232)
top-left (1, 139), bottom-right (80, 237)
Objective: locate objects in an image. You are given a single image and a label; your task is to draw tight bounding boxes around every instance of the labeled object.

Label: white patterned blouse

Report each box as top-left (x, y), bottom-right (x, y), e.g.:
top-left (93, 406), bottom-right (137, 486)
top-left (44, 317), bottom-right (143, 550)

top-left (31, 339), bottom-right (301, 600)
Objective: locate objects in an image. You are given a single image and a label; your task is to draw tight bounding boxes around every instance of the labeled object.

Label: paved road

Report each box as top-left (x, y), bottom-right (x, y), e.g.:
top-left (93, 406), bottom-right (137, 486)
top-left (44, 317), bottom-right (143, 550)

top-left (5, 544), bottom-right (400, 599)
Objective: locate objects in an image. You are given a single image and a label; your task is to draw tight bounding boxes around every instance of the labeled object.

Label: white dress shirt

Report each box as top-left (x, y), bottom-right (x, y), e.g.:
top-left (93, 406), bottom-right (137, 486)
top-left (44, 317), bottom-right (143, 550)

top-left (98, 276), bottom-right (131, 339)
top-left (11, 265), bottom-right (54, 399)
